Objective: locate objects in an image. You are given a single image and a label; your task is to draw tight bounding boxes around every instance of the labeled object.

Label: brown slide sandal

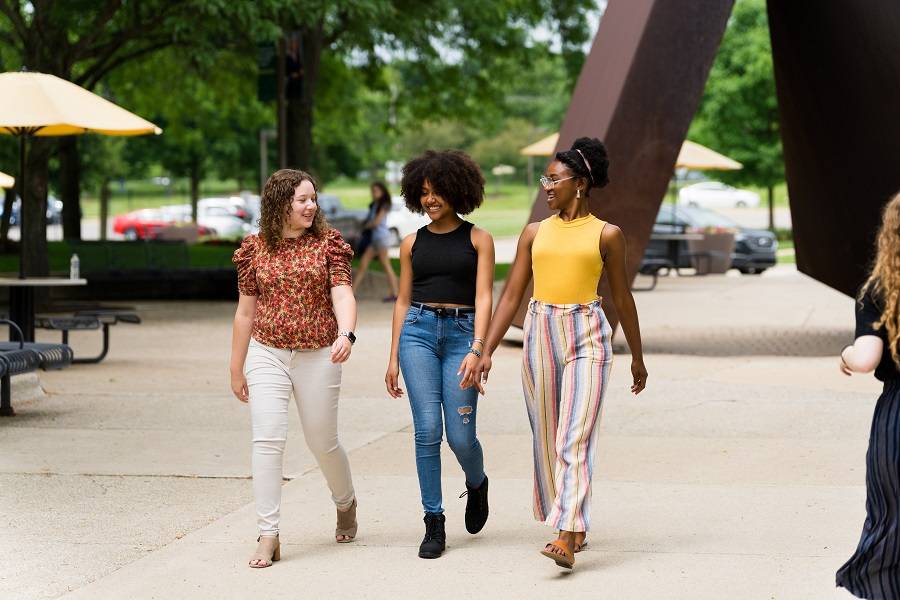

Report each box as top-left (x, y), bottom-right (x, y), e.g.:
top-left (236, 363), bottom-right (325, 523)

top-left (540, 539), bottom-right (575, 569)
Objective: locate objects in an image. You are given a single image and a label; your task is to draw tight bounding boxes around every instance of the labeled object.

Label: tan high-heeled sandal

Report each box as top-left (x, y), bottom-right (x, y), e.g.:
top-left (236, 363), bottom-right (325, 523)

top-left (248, 535), bottom-right (280, 568)
top-left (335, 498), bottom-right (358, 543)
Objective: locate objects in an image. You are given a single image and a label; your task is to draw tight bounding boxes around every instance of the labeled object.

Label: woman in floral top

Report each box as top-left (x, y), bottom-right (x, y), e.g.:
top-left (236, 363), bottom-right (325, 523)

top-left (230, 169), bottom-right (359, 568)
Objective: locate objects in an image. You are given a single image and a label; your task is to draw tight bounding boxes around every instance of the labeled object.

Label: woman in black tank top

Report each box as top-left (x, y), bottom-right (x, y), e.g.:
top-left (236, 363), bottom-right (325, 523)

top-left (384, 150), bottom-right (495, 559)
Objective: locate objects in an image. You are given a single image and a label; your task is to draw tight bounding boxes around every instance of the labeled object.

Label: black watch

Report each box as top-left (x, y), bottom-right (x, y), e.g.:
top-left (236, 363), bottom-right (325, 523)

top-left (340, 331), bottom-right (356, 345)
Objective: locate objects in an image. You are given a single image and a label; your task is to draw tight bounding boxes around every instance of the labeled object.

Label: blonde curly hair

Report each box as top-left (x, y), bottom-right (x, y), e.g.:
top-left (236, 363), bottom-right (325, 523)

top-left (862, 191), bottom-right (900, 367)
top-left (259, 169), bottom-right (328, 250)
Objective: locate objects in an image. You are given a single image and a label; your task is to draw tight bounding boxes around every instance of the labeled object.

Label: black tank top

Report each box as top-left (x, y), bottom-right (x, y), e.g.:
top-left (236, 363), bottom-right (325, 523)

top-left (411, 221), bottom-right (477, 305)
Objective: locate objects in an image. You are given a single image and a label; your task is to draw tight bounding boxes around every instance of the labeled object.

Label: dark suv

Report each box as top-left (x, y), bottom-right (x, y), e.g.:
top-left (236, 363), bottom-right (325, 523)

top-left (642, 204), bottom-right (777, 274)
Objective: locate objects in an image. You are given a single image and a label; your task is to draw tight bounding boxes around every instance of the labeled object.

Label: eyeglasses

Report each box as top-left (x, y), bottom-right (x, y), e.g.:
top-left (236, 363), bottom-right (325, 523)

top-left (539, 175), bottom-right (577, 189)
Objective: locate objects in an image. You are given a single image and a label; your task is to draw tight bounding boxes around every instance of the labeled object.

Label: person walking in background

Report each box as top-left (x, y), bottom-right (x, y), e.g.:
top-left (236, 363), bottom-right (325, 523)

top-left (470, 137), bottom-right (647, 570)
top-left (836, 192), bottom-right (900, 598)
top-left (230, 169), bottom-right (359, 568)
top-left (385, 150), bottom-right (495, 559)
top-left (354, 181), bottom-right (400, 302)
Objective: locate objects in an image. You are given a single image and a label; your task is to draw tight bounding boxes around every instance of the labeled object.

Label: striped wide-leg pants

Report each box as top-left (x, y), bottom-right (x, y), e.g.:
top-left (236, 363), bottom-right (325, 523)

top-left (521, 298), bottom-right (613, 533)
top-left (837, 379), bottom-right (900, 599)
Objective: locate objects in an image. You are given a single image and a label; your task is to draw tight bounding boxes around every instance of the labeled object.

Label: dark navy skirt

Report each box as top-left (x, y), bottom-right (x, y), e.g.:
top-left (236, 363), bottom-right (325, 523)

top-left (837, 379), bottom-right (900, 599)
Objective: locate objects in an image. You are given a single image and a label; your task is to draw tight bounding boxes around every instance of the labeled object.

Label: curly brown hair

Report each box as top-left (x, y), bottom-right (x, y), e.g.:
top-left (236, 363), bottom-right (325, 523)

top-left (259, 169), bottom-right (328, 250)
top-left (863, 191), bottom-right (900, 367)
top-left (400, 150), bottom-right (484, 215)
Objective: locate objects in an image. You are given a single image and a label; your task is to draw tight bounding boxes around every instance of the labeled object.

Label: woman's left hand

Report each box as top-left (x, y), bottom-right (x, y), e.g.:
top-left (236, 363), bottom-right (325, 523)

top-left (458, 352), bottom-right (485, 394)
top-left (331, 335), bottom-right (352, 364)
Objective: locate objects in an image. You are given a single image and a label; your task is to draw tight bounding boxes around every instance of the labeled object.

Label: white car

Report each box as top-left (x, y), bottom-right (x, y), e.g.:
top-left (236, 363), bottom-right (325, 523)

top-left (386, 199), bottom-right (430, 245)
top-left (166, 202), bottom-right (251, 239)
top-left (678, 181), bottom-right (760, 209)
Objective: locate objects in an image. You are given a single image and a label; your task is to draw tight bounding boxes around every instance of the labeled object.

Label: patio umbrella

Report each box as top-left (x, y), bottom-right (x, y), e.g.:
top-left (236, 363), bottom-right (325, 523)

top-left (675, 140), bottom-right (742, 170)
top-left (0, 71), bottom-right (161, 277)
top-left (0, 171), bottom-right (13, 189)
top-left (670, 140), bottom-right (742, 209)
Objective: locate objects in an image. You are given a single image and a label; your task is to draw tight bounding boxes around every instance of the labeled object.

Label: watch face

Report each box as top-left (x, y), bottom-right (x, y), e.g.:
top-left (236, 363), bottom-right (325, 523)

top-left (348, 331), bottom-right (356, 344)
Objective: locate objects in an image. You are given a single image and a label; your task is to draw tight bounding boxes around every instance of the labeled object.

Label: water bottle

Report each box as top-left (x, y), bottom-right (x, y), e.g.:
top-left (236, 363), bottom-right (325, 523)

top-left (69, 253), bottom-right (80, 280)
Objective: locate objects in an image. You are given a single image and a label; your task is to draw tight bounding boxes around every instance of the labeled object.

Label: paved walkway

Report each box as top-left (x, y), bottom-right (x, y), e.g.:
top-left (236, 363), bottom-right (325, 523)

top-left (0, 267), bottom-right (872, 599)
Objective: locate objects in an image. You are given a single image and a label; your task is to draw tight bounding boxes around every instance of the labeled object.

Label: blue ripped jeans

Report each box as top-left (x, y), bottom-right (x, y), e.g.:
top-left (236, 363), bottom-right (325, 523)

top-left (399, 304), bottom-right (486, 514)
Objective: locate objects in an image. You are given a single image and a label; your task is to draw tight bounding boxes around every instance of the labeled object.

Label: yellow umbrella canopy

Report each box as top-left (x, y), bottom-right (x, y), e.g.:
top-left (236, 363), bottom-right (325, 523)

top-left (0, 71), bottom-right (160, 277)
top-left (0, 71), bottom-right (161, 136)
top-left (675, 140), bottom-right (742, 170)
top-left (519, 132), bottom-right (559, 157)
top-left (0, 171), bottom-right (14, 189)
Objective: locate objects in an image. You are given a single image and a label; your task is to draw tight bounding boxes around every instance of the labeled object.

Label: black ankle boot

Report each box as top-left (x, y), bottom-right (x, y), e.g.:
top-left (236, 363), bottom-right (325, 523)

top-left (418, 513), bottom-right (446, 559)
top-left (461, 475), bottom-right (489, 534)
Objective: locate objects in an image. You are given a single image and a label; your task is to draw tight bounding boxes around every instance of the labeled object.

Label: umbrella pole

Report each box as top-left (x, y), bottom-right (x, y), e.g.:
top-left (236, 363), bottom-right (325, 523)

top-left (18, 134), bottom-right (25, 279)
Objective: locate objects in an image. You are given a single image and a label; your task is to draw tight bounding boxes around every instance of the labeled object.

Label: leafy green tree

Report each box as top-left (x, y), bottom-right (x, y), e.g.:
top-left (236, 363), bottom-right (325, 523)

top-left (0, 0), bottom-right (277, 273)
top-left (276, 0), bottom-right (596, 173)
top-left (688, 0), bottom-right (783, 229)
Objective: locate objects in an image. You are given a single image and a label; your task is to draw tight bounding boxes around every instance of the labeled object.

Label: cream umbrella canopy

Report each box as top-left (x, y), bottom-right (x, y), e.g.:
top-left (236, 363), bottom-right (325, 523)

top-left (0, 71), bottom-right (161, 277)
top-left (675, 140), bottom-right (742, 170)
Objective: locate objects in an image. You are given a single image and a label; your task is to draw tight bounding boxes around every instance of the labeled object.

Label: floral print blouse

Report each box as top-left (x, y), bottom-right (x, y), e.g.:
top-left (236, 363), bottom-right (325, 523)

top-left (233, 229), bottom-right (353, 349)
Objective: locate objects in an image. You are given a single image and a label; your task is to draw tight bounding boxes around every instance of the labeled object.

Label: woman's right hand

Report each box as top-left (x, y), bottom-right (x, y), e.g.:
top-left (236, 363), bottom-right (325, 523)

top-left (385, 359), bottom-right (404, 398)
top-left (231, 370), bottom-right (249, 403)
top-left (465, 353), bottom-right (492, 392)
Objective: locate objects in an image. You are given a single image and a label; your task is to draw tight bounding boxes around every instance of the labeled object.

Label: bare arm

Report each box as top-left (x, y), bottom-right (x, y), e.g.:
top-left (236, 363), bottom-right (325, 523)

top-left (386, 233), bottom-right (416, 398)
top-left (329, 284), bottom-right (357, 364)
top-left (601, 224), bottom-right (647, 394)
top-left (467, 223), bottom-right (538, 389)
top-left (458, 227), bottom-right (495, 393)
top-left (229, 294), bottom-right (258, 402)
top-left (840, 335), bottom-right (884, 375)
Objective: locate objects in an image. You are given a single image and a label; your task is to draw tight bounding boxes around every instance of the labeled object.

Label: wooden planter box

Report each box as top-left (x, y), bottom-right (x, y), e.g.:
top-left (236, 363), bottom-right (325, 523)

top-left (687, 231), bottom-right (735, 274)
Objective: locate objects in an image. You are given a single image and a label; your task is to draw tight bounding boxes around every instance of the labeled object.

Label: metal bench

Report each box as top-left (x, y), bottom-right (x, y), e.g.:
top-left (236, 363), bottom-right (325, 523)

top-left (0, 319), bottom-right (42, 416)
top-left (36, 310), bottom-right (140, 364)
top-left (634, 258), bottom-right (674, 291)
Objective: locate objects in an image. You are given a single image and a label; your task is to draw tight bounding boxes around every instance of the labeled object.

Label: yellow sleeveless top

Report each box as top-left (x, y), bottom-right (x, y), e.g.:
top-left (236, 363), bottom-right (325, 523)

top-left (531, 214), bottom-right (606, 304)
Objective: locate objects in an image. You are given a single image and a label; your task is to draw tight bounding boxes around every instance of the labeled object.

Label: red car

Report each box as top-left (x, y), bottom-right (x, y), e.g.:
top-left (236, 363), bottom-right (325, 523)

top-left (112, 208), bottom-right (213, 240)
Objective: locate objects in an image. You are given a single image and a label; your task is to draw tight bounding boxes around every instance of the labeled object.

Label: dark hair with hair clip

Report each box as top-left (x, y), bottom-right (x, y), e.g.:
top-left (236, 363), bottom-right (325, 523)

top-left (555, 137), bottom-right (610, 190)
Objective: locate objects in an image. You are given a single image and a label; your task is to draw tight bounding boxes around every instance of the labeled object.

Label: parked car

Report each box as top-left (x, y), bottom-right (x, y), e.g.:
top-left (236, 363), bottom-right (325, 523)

top-left (1, 194), bottom-right (64, 225)
top-left (642, 204), bottom-right (777, 274)
top-left (678, 181), bottom-right (760, 209)
top-left (112, 205), bottom-right (232, 240)
top-left (112, 208), bottom-right (179, 240)
top-left (165, 203), bottom-right (251, 240)
top-left (386, 199), bottom-right (430, 246)
top-left (317, 193), bottom-right (368, 250)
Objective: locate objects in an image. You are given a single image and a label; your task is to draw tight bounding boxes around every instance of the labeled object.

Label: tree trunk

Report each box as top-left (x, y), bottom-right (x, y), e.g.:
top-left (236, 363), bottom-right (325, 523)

top-left (99, 178), bottom-right (110, 241)
top-left (190, 159), bottom-right (201, 223)
top-left (22, 138), bottom-right (52, 276)
top-left (59, 137), bottom-right (82, 240)
top-left (767, 184), bottom-right (775, 231)
top-left (286, 24), bottom-right (324, 171)
top-left (0, 187), bottom-right (15, 251)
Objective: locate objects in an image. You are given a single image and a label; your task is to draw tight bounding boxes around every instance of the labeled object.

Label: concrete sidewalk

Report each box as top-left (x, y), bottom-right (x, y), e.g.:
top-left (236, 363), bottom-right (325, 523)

top-left (1, 267), bottom-right (872, 599)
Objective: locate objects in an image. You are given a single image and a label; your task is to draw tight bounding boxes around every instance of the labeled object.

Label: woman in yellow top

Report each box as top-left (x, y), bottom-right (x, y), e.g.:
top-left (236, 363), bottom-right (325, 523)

top-left (469, 137), bottom-right (647, 570)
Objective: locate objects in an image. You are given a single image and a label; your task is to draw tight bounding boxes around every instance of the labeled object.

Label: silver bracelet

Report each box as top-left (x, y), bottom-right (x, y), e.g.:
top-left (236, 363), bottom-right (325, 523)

top-left (469, 347), bottom-right (482, 358)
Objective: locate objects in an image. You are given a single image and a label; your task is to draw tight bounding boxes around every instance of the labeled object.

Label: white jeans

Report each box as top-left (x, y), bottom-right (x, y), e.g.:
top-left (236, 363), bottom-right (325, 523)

top-left (245, 338), bottom-right (355, 536)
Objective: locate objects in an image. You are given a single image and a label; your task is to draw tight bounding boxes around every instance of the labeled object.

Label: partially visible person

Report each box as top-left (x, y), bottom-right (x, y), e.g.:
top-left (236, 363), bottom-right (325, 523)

top-left (230, 168), bottom-right (359, 568)
top-left (470, 137), bottom-right (647, 570)
top-left (355, 181), bottom-right (400, 302)
top-left (836, 192), bottom-right (900, 598)
top-left (385, 150), bottom-right (494, 559)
